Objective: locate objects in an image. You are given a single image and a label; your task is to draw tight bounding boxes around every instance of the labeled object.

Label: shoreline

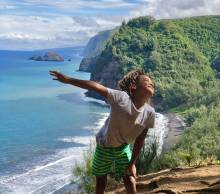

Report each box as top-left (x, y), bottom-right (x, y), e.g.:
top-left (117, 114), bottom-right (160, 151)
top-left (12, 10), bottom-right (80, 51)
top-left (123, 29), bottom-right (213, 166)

top-left (162, 112), bottom-right (186, 151)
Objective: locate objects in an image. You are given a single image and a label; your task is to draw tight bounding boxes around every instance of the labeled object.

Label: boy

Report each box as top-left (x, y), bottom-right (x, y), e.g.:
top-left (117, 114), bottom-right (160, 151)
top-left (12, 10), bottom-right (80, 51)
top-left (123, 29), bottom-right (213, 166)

top-left (49, 69), bottom-right (155, 194)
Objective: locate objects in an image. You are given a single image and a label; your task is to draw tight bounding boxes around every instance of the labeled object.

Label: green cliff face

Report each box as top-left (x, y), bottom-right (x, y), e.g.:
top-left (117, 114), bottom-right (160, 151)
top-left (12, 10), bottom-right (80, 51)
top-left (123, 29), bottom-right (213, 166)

top-left (88, 16), bottom-right (220, 110)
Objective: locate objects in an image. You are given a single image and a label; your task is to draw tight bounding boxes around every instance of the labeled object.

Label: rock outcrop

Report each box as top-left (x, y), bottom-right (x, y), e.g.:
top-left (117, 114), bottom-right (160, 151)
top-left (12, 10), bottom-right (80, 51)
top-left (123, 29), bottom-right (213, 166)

top-left (29, 51), bottom-right (64, 61)
top-left (78, 56), bottom-right (98, 72)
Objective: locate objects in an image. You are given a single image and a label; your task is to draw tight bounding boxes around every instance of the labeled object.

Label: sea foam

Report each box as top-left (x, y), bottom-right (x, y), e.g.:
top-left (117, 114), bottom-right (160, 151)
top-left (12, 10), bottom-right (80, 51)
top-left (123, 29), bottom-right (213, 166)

top-left (0, 112), bottom-right (108, 194)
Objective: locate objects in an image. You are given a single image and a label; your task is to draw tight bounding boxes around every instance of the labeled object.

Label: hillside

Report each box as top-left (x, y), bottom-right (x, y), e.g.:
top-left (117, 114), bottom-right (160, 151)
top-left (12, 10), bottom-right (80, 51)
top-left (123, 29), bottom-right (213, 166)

top-left (84, 15), bottom-right (220, 171)
top-left (87, 16), bottom-right (220, 105)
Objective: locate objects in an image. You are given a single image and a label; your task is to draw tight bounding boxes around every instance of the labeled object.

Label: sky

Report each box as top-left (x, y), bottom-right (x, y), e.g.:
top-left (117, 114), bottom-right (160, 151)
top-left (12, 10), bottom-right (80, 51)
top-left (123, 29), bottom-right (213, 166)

top-left (0, 0), bottom-right (220, 50)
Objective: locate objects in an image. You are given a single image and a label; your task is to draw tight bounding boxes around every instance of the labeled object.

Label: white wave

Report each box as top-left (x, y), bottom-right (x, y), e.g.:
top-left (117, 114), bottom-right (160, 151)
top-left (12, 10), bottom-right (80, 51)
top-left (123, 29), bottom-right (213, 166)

top-left (83, 112), bottom-right (109, 132)
top-left (80, 91), bottom-right (107, 106)
top-left (57, 136), bottom-right (95, 145)
top-left (0, 111), bottom-right (107, 194)
top-left (146, 112), bottom-right (169, 155)
top-left (0, 144), bottom-right (92, 194)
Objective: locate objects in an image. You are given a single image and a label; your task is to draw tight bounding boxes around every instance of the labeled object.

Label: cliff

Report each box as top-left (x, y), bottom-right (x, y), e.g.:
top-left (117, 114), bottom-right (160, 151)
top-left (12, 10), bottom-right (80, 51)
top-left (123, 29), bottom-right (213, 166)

top-left (82, 30), bottom-right (114, 58)
top-left (78, 56), bottom-right (98, 72)
top-left (79, 29), bottom-right (118, 72)
top-left (84, 59), bottom-right (123, 100)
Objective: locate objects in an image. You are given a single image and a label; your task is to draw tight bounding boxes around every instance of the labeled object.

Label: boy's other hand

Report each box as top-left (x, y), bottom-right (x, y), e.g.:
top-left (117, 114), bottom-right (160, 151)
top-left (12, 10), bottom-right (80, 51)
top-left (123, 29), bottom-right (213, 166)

top-left (49, 70), bottom-right (69, 84)
top-left (124, 164), bottom-right (137, 179)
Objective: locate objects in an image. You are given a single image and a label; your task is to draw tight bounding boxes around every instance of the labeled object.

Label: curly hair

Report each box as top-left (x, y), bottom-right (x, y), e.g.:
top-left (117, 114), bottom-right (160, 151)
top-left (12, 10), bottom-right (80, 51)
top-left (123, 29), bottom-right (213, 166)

top-left (117, 68), bottom-right (149, 97)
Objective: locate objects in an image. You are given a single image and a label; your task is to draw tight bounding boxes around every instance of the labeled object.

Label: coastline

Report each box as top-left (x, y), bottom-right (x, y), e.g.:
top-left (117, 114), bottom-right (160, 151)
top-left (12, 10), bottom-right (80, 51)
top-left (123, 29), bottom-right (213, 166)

top-left (162, 112), bottom-right (186, 151)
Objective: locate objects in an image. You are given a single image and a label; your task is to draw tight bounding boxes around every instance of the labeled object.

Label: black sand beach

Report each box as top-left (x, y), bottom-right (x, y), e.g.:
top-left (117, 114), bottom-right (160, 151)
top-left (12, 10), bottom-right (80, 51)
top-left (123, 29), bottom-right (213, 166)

top-left (162, 113), bottom-right (186, 151)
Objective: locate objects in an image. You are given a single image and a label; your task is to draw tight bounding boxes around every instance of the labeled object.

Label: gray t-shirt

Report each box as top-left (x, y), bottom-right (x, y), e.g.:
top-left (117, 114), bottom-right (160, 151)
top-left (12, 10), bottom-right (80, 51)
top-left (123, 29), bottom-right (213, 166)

top-left (96, 87), bottom-right (156, 147)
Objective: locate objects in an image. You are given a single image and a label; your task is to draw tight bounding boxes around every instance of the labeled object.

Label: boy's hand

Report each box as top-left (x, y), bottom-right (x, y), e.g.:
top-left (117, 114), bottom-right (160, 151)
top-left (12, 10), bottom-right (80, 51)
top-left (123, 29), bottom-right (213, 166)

top-left (124, 163), bottom-right (137, 179)
top-left (49, 70), bottom-right (108, 99)
top-left (49, 70), bottom-right (69, 84)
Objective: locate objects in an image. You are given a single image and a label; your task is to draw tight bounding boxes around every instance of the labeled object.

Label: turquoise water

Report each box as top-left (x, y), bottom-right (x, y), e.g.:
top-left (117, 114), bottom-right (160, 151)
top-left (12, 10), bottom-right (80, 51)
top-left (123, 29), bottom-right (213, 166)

top-left (0, 49), bottom-right (110, 193)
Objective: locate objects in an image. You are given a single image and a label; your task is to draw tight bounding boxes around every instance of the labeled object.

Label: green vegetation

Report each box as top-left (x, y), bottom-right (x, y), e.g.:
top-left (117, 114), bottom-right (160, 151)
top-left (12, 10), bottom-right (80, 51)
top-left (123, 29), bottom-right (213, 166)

top-left (72, 141), bottom-right (95, 193)
top-left (73, 15), bottom-right (220, 192)
top-left (93, 15), bottom-right (220, 168)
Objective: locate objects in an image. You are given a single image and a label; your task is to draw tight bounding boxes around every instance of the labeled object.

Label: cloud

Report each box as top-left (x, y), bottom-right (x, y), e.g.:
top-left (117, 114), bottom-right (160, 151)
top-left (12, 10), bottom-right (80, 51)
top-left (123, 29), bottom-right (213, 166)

top-left (0, 0), bottom-right (16, 9)
top-left (1, 0), bottom-right (219, 50)
top-left (21, 0), bottom-right (135, 10)
top-left (0, 14), bottom-right (122, 50)
top-left (129, 0), bottom-right (220, 19)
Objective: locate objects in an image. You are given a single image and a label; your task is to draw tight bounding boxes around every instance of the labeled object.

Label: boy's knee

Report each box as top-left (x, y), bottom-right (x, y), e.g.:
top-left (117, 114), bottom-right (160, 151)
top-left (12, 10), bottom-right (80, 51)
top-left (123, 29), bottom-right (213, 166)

top-left (123, 174), bottom-right (136, 185)
top-left (123, 175), bottom-right (137, 194)
top-left (130, 175), bottom-right (136, 184)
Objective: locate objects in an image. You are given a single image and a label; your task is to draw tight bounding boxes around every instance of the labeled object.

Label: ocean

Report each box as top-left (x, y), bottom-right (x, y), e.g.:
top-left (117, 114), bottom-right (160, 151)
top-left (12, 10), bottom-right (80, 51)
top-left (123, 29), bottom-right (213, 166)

top-left (0, 48), bottom-right (169, 193)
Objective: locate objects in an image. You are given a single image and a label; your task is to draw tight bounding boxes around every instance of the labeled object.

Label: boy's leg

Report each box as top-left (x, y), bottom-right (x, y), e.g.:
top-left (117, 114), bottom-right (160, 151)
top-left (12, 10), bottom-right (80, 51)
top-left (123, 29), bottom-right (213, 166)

top-left (123, 175), bottom-right (137, 194)
top-left (114, 144), bottom-right (136, 193)
top-left (91, 145), bottom-right (113, 193)
top-left (96, 175), bottom-right (107, 194)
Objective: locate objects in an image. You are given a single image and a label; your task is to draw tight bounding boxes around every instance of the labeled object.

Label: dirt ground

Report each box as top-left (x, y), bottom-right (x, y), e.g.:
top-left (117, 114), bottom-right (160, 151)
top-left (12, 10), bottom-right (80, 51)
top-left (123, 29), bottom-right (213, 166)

top-left (106, 164), bottom-right (220, 194)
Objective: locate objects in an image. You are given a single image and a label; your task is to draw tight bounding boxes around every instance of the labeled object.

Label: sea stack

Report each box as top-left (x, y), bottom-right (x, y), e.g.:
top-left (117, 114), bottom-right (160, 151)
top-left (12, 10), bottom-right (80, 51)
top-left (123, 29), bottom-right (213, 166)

top-left (29, 51), bottom-right (64, 61)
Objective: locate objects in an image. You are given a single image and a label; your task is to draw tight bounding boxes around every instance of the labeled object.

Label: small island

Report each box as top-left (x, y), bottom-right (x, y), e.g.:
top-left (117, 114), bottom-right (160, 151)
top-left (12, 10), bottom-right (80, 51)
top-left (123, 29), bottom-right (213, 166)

top-left (29, 51), bottom-right (64, 61)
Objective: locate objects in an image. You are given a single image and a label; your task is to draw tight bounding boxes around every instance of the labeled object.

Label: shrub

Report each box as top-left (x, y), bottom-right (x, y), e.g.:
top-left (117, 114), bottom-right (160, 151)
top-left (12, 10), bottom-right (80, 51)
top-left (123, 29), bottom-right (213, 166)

top-left (72, 140), bottom-right (96, 193)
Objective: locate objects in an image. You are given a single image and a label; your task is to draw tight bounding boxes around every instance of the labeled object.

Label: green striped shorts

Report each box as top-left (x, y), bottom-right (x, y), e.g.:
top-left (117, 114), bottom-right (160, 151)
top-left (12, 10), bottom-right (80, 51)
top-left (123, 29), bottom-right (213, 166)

top-left (91, 143), bottom-right (132, 179)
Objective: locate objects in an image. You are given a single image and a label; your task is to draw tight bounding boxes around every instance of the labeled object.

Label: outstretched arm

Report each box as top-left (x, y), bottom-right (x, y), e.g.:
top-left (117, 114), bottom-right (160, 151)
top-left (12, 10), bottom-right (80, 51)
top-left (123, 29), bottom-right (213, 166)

top-left (124, 128), bottom-right (149, 178)
top-left (49, 70), bottom-right (108, 98)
